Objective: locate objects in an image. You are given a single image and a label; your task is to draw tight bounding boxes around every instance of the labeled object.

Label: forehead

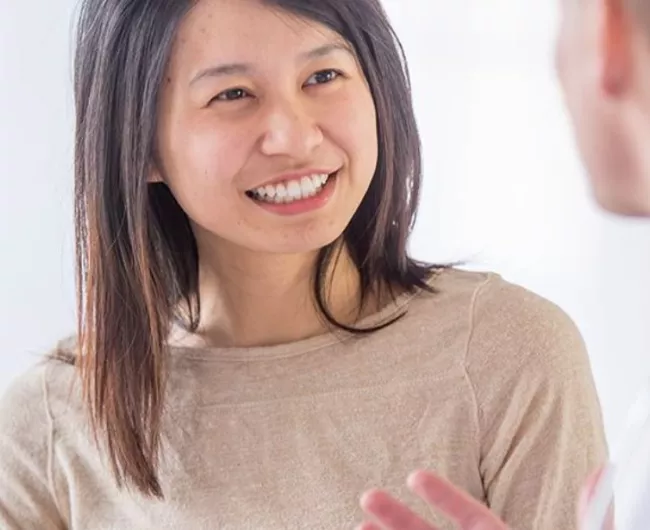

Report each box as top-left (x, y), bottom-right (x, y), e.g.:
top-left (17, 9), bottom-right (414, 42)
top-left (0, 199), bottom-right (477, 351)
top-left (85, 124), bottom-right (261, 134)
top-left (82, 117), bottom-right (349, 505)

top-left (172, 0), bottom-right (346, 69)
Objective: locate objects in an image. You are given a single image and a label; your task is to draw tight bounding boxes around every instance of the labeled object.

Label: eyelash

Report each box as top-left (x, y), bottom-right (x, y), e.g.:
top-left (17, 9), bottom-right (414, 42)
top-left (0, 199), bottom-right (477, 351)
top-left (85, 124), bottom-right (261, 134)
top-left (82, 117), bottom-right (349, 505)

top-left (305, 69), bottom-right (342, 86)
top-left (210, 69), bottom-right (343, 104)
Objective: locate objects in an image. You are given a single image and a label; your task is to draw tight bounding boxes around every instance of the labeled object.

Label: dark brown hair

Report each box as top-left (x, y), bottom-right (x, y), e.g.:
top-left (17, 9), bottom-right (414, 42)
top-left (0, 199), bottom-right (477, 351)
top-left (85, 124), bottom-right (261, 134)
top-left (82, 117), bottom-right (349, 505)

top-left (73, 0), bottom-right (439, 498)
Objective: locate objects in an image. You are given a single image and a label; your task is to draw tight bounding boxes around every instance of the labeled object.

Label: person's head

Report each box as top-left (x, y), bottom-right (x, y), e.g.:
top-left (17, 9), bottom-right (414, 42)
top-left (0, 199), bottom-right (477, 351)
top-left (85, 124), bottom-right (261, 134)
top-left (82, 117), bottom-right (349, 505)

top-left (73, 0), bottom-right (435, 497)
top-left (155, 0), bottom-right (381, 259)
top-left (556, 0), bottom-right (650, 216)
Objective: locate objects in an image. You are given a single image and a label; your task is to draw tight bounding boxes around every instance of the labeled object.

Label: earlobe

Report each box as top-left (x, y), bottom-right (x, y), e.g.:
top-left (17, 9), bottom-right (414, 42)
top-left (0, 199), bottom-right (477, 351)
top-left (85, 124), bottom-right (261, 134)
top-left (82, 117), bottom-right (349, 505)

top-left (147, 167), bottom-right (164, 184)
top-left (600, 0), bottom-right (632, 96)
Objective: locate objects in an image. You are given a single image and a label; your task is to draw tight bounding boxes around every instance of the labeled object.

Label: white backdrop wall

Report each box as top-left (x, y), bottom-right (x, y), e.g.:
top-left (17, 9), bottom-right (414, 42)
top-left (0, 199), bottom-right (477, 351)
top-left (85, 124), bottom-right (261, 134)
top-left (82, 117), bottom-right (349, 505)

top-left (2, 0), bottom-right (650, 444)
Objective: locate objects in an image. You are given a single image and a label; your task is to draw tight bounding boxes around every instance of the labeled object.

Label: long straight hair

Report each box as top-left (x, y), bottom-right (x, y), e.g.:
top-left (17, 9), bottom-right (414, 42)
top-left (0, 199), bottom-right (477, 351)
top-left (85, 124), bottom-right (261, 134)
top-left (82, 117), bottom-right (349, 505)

top-left (73, 0), bottom-right (440, 498)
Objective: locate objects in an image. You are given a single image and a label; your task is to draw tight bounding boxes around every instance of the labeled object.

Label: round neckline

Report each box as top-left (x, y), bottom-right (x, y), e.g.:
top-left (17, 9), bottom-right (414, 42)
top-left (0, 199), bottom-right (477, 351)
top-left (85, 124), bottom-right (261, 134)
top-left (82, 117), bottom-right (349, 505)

top-left (167, 283), bottom-right (426, 362)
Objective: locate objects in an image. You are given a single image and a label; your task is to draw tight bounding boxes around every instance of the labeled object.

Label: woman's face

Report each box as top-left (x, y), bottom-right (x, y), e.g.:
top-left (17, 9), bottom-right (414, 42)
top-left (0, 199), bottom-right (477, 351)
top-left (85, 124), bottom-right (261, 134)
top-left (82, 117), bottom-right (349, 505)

top-left (156, 0), bottom-right (378, 256)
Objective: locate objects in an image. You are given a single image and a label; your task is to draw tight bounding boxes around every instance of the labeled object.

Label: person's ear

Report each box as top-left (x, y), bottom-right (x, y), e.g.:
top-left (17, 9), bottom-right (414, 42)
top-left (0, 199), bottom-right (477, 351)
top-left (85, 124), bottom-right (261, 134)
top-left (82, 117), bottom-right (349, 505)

top-left (600, 0), bottom-right (633, 96)
top-left (147, 166), bottom-right (164, 184)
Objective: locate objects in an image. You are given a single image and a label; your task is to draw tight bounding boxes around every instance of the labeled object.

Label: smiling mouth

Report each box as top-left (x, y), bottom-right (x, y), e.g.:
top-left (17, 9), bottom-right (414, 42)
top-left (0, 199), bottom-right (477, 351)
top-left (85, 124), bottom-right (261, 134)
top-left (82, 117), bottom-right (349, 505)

top-left (245, 172), bottom-right (337, 204)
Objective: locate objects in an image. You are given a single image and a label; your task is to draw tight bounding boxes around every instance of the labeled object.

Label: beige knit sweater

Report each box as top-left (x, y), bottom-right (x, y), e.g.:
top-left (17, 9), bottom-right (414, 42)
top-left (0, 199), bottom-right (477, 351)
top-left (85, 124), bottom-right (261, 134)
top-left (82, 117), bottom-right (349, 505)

top-left (0, 269), bottom-right (607, 529)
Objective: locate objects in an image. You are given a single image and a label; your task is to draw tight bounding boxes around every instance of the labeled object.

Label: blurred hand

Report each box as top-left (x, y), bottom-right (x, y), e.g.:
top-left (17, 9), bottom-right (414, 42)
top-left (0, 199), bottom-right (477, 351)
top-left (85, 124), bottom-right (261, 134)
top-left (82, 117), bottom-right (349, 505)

top-left (357, 470), bottom-right (509, 530)
top-left (579, 468), bottom-right (614, 530)
top-left (358, 468), bottom-right (612, 530)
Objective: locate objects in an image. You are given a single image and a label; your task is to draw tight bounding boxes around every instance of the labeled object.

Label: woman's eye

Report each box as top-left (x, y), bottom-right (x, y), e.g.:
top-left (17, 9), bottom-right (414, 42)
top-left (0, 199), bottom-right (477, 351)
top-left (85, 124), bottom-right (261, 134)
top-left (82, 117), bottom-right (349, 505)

top-left (305, 69), bottom-right (341, 87)
top-left (213, 88), bottom-right (249, 103)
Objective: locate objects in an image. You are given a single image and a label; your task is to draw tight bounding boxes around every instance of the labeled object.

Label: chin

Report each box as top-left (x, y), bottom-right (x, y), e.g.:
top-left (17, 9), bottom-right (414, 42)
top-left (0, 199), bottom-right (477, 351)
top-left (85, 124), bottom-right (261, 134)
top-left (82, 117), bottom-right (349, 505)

top-left (259, 229), bottom-right (345, 256)
top-left (593, 181), bottom-right (650, 217)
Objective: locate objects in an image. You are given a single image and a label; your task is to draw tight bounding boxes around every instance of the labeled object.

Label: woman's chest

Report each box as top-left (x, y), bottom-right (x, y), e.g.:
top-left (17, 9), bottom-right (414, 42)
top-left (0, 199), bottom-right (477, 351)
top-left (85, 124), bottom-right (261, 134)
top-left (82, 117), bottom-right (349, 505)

top-left (64, 378), bottom-right (483, 529)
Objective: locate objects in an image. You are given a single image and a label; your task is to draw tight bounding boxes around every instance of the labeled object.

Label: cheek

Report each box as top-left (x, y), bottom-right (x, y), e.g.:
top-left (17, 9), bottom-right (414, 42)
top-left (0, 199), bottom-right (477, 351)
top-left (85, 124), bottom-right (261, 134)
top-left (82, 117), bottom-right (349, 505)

top-left (176, 117), bottom-right (250, 185)
top-left (555, 15), bottom-right (573, 92)
top-left (552, 13), bottom-right (619, 188)
top-left (555, 20), bottom-right (589, 137)
top-left (322, 89), bottom-right (378, 177)
top-left (159, 117), bottom-right (252, 222)
top-left (554, 3), bottom-right (590, 98)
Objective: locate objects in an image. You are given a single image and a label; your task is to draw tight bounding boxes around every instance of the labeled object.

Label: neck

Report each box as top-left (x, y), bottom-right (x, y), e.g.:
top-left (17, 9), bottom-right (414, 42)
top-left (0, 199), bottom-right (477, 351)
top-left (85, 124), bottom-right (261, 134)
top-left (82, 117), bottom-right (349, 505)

top-left (180, 239), bottom-right (364, 348)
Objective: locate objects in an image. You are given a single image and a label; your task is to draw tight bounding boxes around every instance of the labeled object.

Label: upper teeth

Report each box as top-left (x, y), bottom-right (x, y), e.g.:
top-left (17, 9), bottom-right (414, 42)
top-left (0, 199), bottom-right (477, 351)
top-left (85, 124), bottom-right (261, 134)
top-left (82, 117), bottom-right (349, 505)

top-left (250, 173), bottom-right (330, 203)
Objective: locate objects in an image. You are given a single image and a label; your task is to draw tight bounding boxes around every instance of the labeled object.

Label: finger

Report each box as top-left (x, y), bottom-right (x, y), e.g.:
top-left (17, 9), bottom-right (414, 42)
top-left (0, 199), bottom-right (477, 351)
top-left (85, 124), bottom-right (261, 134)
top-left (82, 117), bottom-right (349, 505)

top-left (355, 521), bottom-right (383, 530)
top-left (579, 467), bottom-right (615, 530)
top-left (408, 471), bottom-right (507, 529)
top-left (360, 489), bottom-right (439, 530)
top-left (579, 468), bottom-right (605, 519)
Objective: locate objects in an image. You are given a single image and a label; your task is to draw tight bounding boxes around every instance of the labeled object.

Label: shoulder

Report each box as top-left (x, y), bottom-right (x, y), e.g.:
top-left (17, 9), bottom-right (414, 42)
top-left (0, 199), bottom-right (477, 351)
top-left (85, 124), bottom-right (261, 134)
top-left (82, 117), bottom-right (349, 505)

top-left (0, 361), bottom-right (57, 485)
top-left (0, 339), bottom-right (79, 446)
top-left (0, 341), bottom-right (79, 527)
top-left (410, 268), bottom-right (587, 373)
top-left (400, 267), bottom-right (494, 329)
top-left (0, 363), bottom-right (49, 435)
top-left (424, 267), bottom-right (573, 328)
top-left (442, 271), bottom-right (600, 431)
top-left (466, 271), bottom-right (586, 374)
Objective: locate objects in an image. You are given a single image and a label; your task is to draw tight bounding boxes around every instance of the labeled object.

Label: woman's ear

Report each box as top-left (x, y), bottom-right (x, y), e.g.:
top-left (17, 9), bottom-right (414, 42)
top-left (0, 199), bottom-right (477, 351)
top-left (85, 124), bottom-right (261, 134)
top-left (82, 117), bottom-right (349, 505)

top-left (147, 166), bottom-right (164, 184)
top-left (600, 0), bottom-right (633, 96)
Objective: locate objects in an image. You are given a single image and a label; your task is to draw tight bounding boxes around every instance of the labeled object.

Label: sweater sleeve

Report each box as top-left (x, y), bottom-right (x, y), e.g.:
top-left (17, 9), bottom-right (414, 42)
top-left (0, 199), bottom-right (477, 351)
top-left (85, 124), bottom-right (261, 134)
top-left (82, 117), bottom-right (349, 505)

top-left (0, 363), bottom-right (66, 529)
top-left (466, 275), bottom-right (608, 529)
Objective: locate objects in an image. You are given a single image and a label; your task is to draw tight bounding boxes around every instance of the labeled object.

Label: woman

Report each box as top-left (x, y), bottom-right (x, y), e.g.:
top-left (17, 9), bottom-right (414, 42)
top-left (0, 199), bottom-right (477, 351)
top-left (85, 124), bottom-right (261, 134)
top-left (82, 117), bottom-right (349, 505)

top-left (0, 0), bottom-right (606, 528)
top-left (357, 0), bottom-right (650, 528)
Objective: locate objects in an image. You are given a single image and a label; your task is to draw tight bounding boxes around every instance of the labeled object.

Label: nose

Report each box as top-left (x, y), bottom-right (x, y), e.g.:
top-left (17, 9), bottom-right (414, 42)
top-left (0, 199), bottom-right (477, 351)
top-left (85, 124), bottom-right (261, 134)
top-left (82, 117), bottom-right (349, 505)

top-left (258, 97), bottom-right (324, 159)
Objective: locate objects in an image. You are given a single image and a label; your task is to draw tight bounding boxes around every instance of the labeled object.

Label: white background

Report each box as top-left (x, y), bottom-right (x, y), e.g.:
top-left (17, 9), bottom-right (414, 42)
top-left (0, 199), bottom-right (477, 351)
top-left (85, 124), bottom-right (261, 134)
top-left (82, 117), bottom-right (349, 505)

top-left (2, 0), bottom-right (650, 444)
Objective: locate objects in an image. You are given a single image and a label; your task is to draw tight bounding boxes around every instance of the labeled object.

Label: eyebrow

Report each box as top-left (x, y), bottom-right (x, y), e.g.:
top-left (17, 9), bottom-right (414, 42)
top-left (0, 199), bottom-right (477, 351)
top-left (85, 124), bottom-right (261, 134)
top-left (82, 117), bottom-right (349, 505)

top-left (189, 42), bottom-right (353, 86)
